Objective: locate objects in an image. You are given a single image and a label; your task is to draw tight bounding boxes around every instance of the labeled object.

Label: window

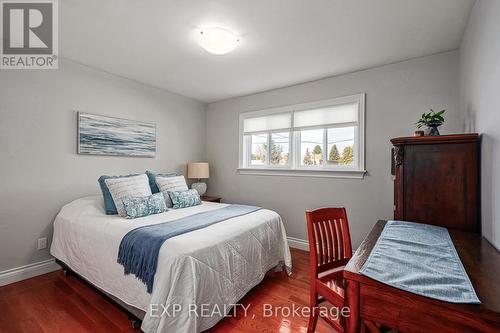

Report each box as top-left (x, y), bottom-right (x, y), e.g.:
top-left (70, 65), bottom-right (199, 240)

top-left (238, 94), bottom-right (366, 178)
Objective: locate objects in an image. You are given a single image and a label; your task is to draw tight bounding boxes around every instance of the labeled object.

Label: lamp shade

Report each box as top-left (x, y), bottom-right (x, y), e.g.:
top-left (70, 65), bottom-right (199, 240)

top-left (187, 162), bottom-right (209, 179)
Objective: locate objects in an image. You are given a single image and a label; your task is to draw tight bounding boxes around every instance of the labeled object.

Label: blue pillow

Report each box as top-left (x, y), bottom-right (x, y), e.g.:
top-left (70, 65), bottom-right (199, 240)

top-left (168, 189), bottom-right (202, 209)
top-left (146, 170), bottom-right (177, 193)
top-left (122, 193), bottom-right (167, 219)
top-left (98, 174), bottom-right (140, 215)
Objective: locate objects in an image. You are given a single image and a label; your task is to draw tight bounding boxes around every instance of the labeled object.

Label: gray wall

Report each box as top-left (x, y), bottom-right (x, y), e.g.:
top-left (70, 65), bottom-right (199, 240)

top-left (460, 0), bottom-right (500, 250)
top-left (0, 59), bottom-right (206, 271)
top-left (206, 51), bottom-right (461, 248)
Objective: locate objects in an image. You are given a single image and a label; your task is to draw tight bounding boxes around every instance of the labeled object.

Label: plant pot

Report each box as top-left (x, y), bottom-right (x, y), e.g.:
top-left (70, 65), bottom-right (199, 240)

top-left (427, 121), bottom-right (442, 136)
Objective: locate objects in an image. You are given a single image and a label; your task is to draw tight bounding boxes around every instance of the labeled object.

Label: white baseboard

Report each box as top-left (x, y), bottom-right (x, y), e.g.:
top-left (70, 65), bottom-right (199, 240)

top-left (0, 259), bottom-right (61, 287)
top-left (287, 237), bottom-right (309, 251)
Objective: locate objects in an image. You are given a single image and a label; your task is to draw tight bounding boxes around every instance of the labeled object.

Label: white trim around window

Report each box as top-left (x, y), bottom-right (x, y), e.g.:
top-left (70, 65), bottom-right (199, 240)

top-left (238, 94), bottom-right (366, 179)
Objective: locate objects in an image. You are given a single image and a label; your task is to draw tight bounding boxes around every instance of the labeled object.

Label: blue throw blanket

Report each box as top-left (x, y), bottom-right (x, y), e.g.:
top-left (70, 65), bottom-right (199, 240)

top-left (117, 204), bottom-right (261, 293)
top-left (359, 220), bottom-right (480, 304)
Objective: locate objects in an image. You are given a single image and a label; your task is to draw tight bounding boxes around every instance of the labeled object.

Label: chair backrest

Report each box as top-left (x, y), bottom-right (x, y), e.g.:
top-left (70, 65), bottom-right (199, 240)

top-left (306, 207), bottom-right (353, 275)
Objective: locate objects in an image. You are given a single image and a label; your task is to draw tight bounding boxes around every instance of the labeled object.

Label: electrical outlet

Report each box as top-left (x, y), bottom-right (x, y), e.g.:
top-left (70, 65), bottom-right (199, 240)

top-left (37, 237), bottom-right (47, 250)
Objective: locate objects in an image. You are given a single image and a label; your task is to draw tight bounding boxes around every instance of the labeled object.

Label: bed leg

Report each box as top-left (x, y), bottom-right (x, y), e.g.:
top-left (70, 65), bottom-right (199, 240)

top-left (55, 259), bottom-right (72, 277)
top-left (128, 315), bottom-right (141, 330)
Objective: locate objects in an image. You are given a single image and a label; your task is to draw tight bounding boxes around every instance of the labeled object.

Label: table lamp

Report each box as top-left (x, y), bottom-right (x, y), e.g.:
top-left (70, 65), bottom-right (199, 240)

top-left (187, 162), bottom-right (209, 196)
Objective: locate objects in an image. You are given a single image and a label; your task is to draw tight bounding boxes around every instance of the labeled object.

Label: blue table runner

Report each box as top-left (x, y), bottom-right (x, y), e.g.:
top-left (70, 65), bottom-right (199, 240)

top-left (359, 220), bottom-right (480, 304)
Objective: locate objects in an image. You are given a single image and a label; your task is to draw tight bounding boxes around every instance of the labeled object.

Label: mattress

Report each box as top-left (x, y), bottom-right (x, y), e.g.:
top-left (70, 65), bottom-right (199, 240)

top-left (50, 195), bottom-right (291, 333)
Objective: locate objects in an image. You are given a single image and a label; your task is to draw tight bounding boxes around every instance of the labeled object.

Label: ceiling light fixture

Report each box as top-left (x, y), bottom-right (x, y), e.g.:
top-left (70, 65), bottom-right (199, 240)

top-left (197, 27), bottom-right (240, 55)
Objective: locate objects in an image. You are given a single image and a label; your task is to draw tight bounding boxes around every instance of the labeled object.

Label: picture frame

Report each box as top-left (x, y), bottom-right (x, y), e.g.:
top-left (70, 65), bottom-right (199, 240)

top-left (77, 112), bottom-right (156, 157)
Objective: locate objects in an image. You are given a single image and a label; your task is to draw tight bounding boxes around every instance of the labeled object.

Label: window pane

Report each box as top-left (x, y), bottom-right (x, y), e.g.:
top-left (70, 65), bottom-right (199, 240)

top-left (300, 129), bottom-right (324, 166)
top-left (270, 132), bottom-right (289, 165)
top-left (327, 127), bottom-right (355, 166)
top-left (250, 134), bottom-right (268, 166)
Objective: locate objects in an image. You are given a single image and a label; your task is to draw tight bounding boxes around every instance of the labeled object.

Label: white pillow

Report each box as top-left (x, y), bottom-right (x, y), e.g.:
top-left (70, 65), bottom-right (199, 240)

top-left (155, 175), bottom-right (188, 208)
top-left (105, 174), bottom-right (152, 217)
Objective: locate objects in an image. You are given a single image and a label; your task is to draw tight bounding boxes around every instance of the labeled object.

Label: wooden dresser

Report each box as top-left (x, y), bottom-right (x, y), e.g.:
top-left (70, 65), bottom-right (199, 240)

top-left (391, 134), bottom-right (480, 232)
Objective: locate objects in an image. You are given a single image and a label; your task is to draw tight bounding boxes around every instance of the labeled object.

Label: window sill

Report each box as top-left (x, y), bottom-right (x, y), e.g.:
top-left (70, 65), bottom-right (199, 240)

top-left (237, 167), bottom-right (367, 179)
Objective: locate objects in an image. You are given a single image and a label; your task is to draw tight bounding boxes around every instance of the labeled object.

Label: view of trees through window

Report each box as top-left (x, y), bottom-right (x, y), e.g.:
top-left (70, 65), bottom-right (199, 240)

top-left (271, 132), bottom-right (289, 165)
top-left (327, 127), bottom-right (355, 166)
top-left (250, 134), bottom-right (267, 165)
top-left (250, 132), bottom-right (290, 166)
top-left (250, 127), bottom-right (354, 167)
top-left (301, 127), bottom-right (355, 166)
top-left (300, 129), bottom-right (323, 165)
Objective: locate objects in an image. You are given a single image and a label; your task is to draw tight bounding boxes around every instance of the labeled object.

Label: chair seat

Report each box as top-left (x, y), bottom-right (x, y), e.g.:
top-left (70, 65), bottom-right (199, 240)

top-left (316, 270), bottom-right (345, 306)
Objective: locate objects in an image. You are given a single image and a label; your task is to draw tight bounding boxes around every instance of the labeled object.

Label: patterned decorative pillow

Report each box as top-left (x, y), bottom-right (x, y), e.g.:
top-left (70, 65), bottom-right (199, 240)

top-left (98, 174), bottom-right (140, 215)
top-left (168, 189), bottom-right (202, 209)
top-left (122, 193), bottom-right (167, 219)
top-left (105, 174), bottom-right (152, 217)
top-left (145, 170), bottom-right (177, 193)
top-left (155, 175), bottom-right (189, 208)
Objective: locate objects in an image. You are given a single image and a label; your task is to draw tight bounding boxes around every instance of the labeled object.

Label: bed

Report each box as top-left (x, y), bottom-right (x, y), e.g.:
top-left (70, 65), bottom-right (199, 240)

top-left (50, 195), bottom-right (292, 333)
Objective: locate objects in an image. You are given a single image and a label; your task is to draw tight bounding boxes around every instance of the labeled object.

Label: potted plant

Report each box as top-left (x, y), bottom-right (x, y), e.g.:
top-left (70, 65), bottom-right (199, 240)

top-left (416, 109), bottom-right (445, 136)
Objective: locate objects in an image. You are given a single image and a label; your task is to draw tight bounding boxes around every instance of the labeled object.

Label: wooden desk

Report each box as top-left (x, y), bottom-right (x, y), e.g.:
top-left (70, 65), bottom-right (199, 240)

top-left (343, 220), bottom-right (500, 333)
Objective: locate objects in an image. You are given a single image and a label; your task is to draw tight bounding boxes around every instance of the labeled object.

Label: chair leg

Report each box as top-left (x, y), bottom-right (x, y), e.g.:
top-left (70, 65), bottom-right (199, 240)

top-left (307, 292), bottom-right (319, 333)
top-left (364, 321), bottom-right (383, 333)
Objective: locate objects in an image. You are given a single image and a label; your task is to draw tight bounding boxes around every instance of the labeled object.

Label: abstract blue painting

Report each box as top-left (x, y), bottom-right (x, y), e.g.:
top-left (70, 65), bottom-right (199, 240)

top-left (78, 112), bottom-right (156, 157)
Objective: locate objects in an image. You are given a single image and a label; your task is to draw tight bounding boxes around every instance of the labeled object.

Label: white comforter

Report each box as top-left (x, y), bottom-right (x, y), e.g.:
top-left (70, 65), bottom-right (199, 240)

top-left (50, 196), bottom-right (291, 333)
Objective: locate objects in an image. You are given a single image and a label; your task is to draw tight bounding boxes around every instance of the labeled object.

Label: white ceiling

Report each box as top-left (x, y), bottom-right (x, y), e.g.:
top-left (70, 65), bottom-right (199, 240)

top-left (61, 0), bottom-right (475, 103)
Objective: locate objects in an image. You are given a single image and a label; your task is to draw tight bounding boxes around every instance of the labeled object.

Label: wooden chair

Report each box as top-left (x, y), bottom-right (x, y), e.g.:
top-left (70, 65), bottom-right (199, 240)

top-left (306, 208), bottom-right (353, 333)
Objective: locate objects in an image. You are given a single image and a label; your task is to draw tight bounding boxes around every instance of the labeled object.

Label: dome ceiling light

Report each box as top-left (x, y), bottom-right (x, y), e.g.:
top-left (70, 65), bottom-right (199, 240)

top-left (197, 27), bottom-right (240, 55)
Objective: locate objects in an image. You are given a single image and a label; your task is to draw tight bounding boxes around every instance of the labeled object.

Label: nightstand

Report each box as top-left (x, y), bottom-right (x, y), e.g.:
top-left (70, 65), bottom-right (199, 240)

top-left (201, 195), bottom-right (221, 203)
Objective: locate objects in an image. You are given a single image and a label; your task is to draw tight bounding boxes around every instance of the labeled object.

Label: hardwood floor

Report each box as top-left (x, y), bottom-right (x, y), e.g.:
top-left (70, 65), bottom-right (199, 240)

top-left (0, 249), bottom-right (335, 333)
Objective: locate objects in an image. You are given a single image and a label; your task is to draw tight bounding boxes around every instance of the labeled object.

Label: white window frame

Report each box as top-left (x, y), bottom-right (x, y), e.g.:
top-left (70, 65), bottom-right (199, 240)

top-left (238, 94), bottom-right (366, 179)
